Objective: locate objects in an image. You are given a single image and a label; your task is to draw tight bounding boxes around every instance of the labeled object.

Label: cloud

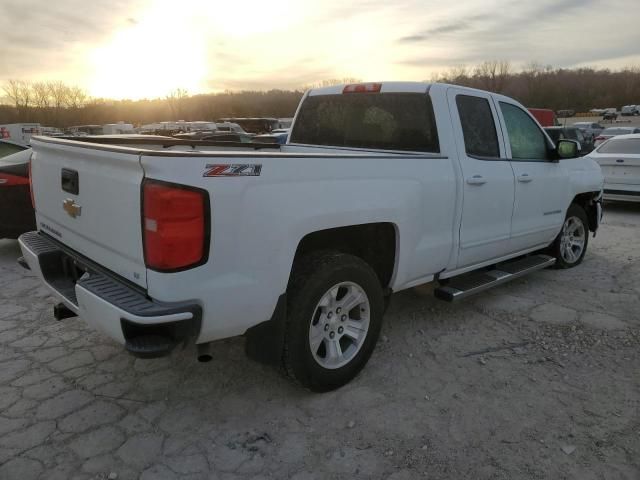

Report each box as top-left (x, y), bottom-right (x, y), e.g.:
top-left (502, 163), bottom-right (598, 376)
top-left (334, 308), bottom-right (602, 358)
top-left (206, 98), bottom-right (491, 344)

top-left (0, 0), bottom-right (637, 97)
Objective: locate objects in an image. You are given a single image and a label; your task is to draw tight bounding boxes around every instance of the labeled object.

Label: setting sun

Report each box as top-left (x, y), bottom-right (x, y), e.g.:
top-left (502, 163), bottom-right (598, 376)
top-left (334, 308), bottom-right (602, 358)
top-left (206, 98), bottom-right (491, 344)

top-left (86, 0), bottom-right (305, 99)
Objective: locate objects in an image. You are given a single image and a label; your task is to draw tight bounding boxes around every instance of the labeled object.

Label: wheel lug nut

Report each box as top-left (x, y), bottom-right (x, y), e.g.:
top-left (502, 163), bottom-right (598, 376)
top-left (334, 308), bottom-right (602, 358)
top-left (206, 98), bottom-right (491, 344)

top-left (324, 324), bottom-right (329, 331)
top-left (329, 331), bottom-right (335, 339)
top-left (327, 312), bottom-right (333, 319)
top-left (341, 315), bottom-right (347, 321)
top-left (338, 327), bottom-right (344, 334)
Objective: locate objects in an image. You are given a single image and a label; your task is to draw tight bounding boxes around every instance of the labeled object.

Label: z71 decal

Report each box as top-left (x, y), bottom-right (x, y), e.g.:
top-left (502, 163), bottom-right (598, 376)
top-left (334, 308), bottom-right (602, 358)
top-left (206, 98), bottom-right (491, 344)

top-left (203, 164), bottom-right (262, 177)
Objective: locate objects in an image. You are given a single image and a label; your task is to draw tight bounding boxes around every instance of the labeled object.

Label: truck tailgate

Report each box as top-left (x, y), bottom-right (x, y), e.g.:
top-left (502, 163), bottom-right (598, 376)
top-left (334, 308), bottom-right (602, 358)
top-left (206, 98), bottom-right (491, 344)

top-left (30, 138), bottom-right (147, 288)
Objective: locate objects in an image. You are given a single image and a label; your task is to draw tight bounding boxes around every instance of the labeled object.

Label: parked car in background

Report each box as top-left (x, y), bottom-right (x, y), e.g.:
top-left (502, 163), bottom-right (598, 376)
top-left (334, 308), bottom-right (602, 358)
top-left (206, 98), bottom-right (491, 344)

top-left (556, 109), bottom-right (575, 118)
top-left (67, 125), bottom-right (104, 136)
top-left (216, 117), bottom-right (280, 134)
top-left (587, 134), bottom-right (640, 202)
top-left (252, 129), bottom-right (290, 145)
top-left (573, 122), bottom-right (605, 142)
top-left (544, 126), bottom-right (593, 155)
top-left (0, 147), bottom-right (36, 239)
top-left (602, 108), bottom-right (617, 121)
top-left (621, 105), bottom-right (639, 116)
top-left (594, 127), bottom-right (640, 147)
top-left (528, 108), bottom-right (557, 127)
top-left (215, 122), bottom-right (248, 134)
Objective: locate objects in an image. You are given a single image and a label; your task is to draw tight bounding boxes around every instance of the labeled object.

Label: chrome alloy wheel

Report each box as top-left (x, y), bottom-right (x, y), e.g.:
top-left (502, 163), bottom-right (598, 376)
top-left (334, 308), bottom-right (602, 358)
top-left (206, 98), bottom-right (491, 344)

top-left (308, 281), bottom-right (370, 370)
top-left (559, 216), bottom-right (586, 264)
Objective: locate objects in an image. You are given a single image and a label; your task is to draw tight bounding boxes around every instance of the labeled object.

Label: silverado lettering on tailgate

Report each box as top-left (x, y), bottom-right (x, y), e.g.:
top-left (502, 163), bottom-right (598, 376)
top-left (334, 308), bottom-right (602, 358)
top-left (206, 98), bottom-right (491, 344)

top-left (203, 164), bottom-right (262, 177)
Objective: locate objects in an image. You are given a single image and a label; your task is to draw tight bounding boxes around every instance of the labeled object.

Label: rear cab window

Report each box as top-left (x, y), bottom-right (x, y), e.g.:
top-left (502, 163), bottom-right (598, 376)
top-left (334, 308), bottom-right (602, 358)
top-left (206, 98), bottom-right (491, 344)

top-left (597, 138), bottom-right (640, 154)
top-left (290, 92), bottom-right (440, 153)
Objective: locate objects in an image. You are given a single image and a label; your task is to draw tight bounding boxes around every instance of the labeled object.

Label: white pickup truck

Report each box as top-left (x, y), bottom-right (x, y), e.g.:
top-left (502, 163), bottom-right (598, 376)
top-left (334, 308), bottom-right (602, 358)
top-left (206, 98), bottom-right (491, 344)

top-left (19, 82), bottom-right (603, 391)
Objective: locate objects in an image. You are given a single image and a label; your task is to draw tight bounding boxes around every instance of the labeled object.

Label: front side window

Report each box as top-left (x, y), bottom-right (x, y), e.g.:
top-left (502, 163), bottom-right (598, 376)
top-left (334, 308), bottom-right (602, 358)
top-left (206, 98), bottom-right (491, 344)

top-left (499, 102), bottom-right (550, 161)
top-left (456, 95), bottom-right (499, 158)
top-left (290, 93), bottom-right (440, 153)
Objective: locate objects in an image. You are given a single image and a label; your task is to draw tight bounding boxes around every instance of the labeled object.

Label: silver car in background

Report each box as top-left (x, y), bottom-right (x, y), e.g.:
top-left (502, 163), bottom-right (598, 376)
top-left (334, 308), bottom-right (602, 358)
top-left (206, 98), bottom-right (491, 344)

top-left (587, 134), bottom-right (640, 202)
top-left (594, 126), bottom-right (640, 147)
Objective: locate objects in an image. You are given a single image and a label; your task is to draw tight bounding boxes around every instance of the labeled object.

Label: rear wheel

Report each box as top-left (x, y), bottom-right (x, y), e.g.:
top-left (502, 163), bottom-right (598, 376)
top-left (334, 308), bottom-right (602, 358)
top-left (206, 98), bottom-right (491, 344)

top-left (283, 252), bottom-right (384, 392)
top-left (551, 204), bottom-right (589, 269)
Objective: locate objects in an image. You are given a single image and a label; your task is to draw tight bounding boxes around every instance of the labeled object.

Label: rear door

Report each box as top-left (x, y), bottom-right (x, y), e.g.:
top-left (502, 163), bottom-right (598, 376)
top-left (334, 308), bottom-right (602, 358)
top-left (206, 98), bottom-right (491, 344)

top-left (447, 88), bottom-right (515, 267)
top-left (31, 138), bottom-right (147, 288)
top-left (495, 100), bottom-right (569, 251)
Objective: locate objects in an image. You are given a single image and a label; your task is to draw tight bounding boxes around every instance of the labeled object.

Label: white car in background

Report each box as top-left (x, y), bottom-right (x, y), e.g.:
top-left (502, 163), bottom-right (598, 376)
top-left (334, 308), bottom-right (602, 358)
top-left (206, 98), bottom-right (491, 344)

top-left (587, 134), bottom-right (640, 202)
top-left (594, 127), bottom-right (640, 147)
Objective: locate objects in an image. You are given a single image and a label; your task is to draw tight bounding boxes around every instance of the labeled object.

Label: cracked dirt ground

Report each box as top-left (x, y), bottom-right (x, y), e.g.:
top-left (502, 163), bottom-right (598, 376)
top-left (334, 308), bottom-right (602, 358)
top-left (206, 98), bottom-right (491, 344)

top-left (0, 203), bottom-right (638, 480)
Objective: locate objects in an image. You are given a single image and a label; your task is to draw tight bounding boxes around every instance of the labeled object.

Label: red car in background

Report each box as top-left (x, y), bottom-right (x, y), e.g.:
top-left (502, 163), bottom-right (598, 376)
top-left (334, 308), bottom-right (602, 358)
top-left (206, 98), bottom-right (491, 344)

top-left (528, 108), bottom-right (558, 127)
top-left (0, 141), bottom-right (36, 239)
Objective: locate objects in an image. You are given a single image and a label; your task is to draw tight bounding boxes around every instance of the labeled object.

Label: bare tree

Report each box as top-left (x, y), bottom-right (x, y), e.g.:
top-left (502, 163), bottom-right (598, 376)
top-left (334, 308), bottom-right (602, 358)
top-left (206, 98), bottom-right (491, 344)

top-left (48, 81), bottom-right (69, 110)
top-left (2, 79), bottom-right (25, 109)
top-left (165, 88), bottom-right (189, 119)
top-left (32, 82), bottom-right (51, 109)
top-left (473, 60), bottom-right (511, 93)
top-left (66, 86), bottom-right (88, 109)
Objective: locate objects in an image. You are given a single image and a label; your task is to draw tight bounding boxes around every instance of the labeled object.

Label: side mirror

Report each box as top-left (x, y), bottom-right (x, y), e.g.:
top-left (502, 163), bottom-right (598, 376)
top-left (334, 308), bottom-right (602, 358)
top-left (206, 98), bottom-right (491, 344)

top-left (557, 139), bottom-right (579, 159)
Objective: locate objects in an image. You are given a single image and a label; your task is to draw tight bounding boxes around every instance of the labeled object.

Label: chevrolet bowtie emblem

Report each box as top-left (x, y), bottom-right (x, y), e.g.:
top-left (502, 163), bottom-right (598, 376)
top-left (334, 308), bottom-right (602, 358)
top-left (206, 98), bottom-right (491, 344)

top-left (63, 198), bottom-right (82, 218)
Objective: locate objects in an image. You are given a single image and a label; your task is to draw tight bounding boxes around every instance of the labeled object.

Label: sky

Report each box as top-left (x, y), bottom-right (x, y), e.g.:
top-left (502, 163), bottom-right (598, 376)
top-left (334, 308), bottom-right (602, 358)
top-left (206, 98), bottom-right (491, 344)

top-left (1, 0), bottom-right (639, 100)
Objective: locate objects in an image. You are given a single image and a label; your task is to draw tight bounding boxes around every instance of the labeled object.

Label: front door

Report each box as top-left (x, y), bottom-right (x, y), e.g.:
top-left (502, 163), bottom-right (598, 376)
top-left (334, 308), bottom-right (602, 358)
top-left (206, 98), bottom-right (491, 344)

top-left (447, 88), bottom-right (515, 268)
top-left (495, 100), bottom-right (568, 251)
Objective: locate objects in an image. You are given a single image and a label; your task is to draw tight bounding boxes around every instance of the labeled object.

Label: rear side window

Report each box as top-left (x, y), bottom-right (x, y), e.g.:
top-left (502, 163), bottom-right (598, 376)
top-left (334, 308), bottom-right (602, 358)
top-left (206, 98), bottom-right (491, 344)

top-left (597, 138), bottom-right (640, 154)
top-left (290, 93), bottom-right (439, 152)
top-left (500, 102), bottom-right (550, 161)
top-left (456, 95), bottom-right (499, 158)
top-left (602, 128), bottom-right (631, 135)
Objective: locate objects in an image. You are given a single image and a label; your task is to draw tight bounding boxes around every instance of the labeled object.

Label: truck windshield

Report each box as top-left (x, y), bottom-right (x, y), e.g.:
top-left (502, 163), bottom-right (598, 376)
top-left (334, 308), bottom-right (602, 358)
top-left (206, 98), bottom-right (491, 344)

top-left (290, 93), bottom-right (440, 152)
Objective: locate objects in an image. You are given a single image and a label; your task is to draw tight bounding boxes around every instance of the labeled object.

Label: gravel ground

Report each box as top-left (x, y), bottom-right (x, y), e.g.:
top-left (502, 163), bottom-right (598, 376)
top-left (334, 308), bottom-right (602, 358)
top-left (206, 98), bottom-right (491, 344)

top-left (0, 202), bottom-right (638, 480)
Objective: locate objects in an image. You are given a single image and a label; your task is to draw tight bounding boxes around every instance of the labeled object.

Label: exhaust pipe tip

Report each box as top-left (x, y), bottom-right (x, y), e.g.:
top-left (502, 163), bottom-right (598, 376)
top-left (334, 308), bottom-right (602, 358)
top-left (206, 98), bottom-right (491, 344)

top-left (197, 343), bottom-right (213, 363)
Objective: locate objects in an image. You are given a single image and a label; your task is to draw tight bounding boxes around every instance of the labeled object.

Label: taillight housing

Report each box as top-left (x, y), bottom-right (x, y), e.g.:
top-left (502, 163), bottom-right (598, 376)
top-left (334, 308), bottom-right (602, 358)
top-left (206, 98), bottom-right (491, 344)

top-left (0, 172), bottom-right (29, 186)
top-left (142, 179), bottom-right (209, 272)
top-left (595, 136), bottom-right (605, 142)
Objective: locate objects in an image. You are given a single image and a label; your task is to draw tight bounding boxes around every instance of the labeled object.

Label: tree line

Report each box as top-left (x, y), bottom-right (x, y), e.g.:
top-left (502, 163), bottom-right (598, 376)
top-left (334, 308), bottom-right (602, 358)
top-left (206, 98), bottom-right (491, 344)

top-left (1, 65), bottom-right (640, 128)
top-left (432, 61), bottom-right (640, 112)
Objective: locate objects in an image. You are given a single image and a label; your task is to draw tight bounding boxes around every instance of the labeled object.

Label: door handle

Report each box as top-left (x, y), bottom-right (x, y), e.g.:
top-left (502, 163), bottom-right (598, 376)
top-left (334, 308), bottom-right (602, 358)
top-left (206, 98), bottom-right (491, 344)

top-left (616, 159), bottom-right (624, 163)
top-left (517, 174), bottom-right (533, 183)
top-left (466, 175), bottom-right (486, 186)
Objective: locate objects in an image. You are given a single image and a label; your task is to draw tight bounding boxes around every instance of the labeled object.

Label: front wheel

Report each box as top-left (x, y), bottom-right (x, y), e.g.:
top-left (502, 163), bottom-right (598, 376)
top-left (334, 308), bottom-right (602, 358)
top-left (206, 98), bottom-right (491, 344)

top-left (551, 204), bottom-right (589, 269)
top-left (283, 252), bottom-right (384, 392)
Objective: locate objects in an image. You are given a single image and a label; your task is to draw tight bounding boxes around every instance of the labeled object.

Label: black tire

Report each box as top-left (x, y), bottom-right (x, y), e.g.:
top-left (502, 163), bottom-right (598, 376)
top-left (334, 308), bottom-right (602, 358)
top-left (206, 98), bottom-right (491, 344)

top-left (283, 252), bottom-right (384, 392)
top-left (551, 204), bottom-right (589, 269)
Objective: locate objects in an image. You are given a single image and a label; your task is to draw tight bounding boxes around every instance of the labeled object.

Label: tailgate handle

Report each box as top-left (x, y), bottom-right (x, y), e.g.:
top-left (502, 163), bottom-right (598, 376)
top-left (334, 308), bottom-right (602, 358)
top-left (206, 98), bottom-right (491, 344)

top-left (616, 159), bottom-right (624, 163)
top-left (61, 168), bottom-right (79, 195)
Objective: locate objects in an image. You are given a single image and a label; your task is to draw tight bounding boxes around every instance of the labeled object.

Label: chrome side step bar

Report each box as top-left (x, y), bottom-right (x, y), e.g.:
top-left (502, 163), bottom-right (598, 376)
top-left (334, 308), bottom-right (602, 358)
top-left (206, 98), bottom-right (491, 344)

top-left (434, 254), bottom-right (556, 302)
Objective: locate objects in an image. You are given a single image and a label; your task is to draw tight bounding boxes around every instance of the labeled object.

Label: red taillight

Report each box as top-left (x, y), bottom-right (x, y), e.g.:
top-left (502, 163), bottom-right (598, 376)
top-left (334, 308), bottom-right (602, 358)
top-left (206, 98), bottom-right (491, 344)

top-left (0, 173), bottom-right (29, 187)
top-left (142, 179), bottom-right (209, 271)
top-left (342, 83), bottom-right (382, 94)
top-left (595, 136), bottom-right (605, 141)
